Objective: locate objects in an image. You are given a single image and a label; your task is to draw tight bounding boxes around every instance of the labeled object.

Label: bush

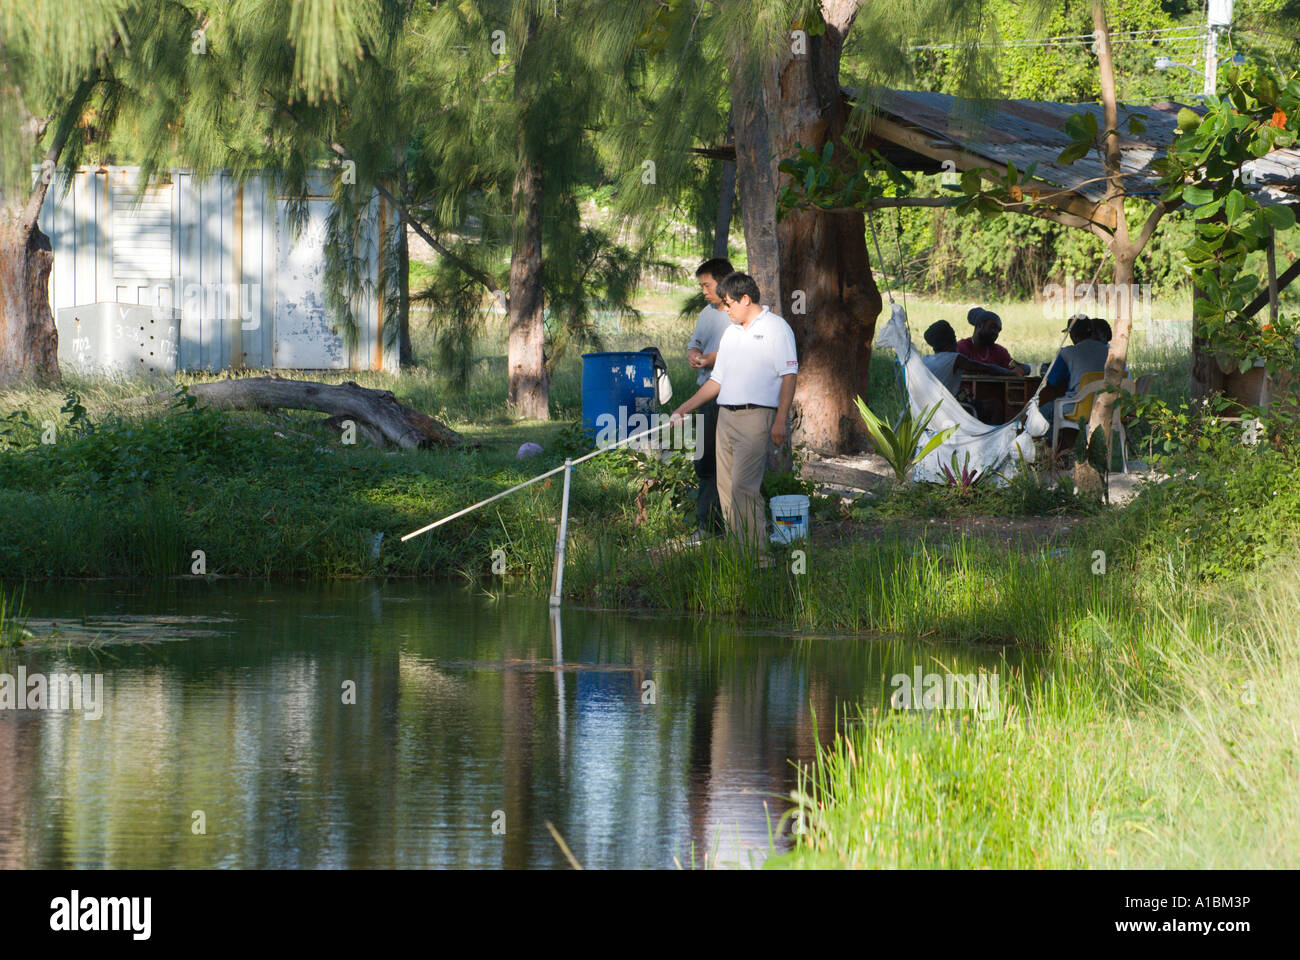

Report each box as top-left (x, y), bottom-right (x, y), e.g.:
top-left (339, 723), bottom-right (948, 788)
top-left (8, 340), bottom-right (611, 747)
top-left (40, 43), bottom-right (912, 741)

top-left (1092, 397), bottom-right (1300, 583)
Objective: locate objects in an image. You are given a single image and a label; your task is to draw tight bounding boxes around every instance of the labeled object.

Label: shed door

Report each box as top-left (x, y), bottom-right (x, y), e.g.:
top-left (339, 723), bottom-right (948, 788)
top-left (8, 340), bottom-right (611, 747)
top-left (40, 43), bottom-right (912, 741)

top-left (274, 199), bottom-right (346, 368)
top-left (111, 176), bottom-right (173, 308)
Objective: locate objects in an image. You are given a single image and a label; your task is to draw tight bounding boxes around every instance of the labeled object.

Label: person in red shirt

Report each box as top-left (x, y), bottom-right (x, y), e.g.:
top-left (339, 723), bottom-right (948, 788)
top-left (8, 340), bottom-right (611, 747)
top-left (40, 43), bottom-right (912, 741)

top-left (956, 308), bottom-right (1030, 375)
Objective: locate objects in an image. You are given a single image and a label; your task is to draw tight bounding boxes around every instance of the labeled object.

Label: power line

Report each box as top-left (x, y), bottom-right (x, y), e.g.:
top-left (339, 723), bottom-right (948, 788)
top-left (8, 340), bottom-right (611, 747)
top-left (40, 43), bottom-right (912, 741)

top-left (908, 25), bottom-right (1207, 53)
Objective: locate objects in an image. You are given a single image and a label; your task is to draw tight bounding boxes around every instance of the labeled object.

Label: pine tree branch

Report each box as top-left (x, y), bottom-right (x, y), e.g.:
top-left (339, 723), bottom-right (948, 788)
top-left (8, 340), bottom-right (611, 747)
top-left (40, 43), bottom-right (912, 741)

top-left (271, 99), bottom-right (507, 306)
top-left (437, 61), bottom-right (514, 113)
top-left (23, 71), bottom-right (100, 230)
top-left (30, 112), bottom-right (54, 142)
top-left (325, 139), bottom-right (504, 302)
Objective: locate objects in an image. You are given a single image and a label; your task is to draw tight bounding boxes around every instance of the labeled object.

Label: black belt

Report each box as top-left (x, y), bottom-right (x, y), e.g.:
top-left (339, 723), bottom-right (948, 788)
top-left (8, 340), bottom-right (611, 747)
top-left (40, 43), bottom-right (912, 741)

top-left (720, 403), bottom-right (776, 411)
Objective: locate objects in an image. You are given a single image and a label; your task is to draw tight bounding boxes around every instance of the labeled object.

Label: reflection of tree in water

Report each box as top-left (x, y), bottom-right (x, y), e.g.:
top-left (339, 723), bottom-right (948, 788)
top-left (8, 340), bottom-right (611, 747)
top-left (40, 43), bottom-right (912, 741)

top-left (5, 582), bottom-right (1017, 868)
top-left (0, 711), bottom-right (40, 868)
top-left (500, 624), bottom-right (536, 870)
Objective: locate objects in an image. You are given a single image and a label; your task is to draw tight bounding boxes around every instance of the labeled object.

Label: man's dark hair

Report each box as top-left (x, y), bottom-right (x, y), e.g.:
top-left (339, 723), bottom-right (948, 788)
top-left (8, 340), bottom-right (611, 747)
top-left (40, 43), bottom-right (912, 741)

top-left (696, 258), bottom-right (735, 282)
top-left (1067, 315), bottom-right (1093, 343)
top-left (1091, 318), bottom-right (1112, 342)
top-left (717, 271), bottom-right (761, 306)
top-left (924, 320), bottom-right (957, 352)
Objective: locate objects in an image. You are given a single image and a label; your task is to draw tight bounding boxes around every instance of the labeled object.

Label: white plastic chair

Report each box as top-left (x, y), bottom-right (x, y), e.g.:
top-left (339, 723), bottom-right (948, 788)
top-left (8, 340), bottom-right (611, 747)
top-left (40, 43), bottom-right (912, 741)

top-left (1051, 373), bottom-right (1131, 473)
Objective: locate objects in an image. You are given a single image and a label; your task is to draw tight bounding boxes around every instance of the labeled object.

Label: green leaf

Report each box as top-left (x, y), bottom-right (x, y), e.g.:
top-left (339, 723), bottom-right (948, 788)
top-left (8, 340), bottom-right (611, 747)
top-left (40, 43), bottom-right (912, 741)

top-left (1086, 427), bottom-right (1110, 475)
top-left (1225, 189), bottom-right (1245, 223)
top-left (916, 426), bottom-right (957, 464)
top-left (1177, 107), bottom-right (1203, 134)
top-left (1262, 204), bottom-right (1296, 231)
top-left (1194, 198), bottom-right (1224, 220)
top-left (1056, 141), bottom-right (1090, 166)
top-left (1181, 184), bottom-right (1215, 205)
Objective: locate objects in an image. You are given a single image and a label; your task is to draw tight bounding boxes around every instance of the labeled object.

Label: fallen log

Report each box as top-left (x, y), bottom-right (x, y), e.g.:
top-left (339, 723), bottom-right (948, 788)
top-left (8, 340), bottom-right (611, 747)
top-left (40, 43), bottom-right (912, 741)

top-left (134, 376), bottom-right (470, 449)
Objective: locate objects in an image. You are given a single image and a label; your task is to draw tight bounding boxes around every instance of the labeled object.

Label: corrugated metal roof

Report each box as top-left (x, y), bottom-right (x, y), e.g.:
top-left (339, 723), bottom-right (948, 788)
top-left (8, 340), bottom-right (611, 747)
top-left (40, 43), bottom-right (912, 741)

top-left (872, 89), bottom-right (1300, 207)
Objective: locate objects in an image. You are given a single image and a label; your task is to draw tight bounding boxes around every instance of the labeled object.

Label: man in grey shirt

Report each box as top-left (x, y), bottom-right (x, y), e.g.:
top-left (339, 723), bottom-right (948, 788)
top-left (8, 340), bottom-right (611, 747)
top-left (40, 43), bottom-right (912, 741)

top-left (685, 257), bottom-right (733, 539)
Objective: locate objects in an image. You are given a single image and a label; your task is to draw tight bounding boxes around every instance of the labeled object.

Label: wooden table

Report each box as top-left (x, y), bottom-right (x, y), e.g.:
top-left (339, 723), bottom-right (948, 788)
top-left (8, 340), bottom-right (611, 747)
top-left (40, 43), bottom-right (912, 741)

top-left (959, 373), bottom-right (1045, 423)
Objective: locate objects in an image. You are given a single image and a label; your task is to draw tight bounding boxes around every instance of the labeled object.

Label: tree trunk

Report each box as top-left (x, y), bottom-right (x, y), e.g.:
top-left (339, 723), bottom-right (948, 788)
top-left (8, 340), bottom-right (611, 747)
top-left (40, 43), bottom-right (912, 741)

top-left (1084, 1), bottom-right (1131, 465)
top-left (397, 176), bottom-right (414, 368)
top-left (507, 151), bottom-right (548, 420)
top-left (506, 14), bottom-right (548, 421)
top-left (133, 376), bottom-right (469, 449)
top-left (730, 0), bottom-right (878, 455)
top-left (0, 203), bottom-right (60, 388)
top-left (730, 65), bottom-right (784, 315)
top-left (0, 73), bottom-right (100, 388)
top-left (713, 119), bottom-right (736, 260)
top-left (1089, 251), bottom-right (1136, 459)
top-left (1191, 282), bottom-right (1225, 400)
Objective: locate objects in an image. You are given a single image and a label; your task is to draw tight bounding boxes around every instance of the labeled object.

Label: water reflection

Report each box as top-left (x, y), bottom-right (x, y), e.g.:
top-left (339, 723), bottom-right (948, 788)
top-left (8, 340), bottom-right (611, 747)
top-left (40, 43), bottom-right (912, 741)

top-left (0, 581), bottom-right (1014, 869)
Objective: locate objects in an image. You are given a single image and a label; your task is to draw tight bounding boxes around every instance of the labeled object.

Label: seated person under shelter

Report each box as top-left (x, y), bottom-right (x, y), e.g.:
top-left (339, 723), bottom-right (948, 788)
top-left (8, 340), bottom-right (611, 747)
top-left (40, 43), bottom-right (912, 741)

top-left (957, 308), bottom-right (1032, 376)
top-left (1039, 315), bottom-right (1117, 453)
top-left (923, 320), bottom-right (1019, 421)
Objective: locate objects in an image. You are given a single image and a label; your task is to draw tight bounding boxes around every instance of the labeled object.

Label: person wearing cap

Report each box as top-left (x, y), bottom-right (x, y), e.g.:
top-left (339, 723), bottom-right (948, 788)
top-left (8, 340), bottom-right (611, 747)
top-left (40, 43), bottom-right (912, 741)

top-left (1040, 314), bottom-right (1115, 453)
top-left (684, 257), bottom-right (734, 541)
top-left (669, 272), bottom-right (798, 554)
top-left (923, 319), bottom-right (1021, 395)
top-left (957, 308), bottom-right (1031, 375)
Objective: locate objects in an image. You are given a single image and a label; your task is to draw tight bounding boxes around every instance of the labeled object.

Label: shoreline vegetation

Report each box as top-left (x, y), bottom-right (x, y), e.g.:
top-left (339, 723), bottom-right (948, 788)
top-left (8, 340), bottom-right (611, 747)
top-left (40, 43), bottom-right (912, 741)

top-left (769, 554), bottom-right (1300, 868)
top-left (4, 299), bottom-right (1298, 867)
top-left (2, 298), bottom-right (1191, 587)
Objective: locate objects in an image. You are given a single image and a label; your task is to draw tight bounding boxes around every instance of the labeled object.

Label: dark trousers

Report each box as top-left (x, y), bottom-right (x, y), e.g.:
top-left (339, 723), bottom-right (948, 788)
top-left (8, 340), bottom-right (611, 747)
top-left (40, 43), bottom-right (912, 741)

top-left (694, 398), bottom-right (724, 534)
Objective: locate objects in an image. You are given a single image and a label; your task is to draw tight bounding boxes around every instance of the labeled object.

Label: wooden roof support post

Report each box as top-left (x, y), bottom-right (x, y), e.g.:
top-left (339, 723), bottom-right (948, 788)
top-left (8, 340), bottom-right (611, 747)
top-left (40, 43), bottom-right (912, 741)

top-left (1267, 225), bottom-right (1279, 324)
top-left (1243, 252), bottom-right (1300, 318)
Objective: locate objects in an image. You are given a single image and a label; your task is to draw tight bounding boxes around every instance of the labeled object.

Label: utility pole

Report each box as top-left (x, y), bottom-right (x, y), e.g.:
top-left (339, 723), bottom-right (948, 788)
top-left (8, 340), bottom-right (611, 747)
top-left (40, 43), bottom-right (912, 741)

top-left (1205, 0), bottom-right (1234, 97)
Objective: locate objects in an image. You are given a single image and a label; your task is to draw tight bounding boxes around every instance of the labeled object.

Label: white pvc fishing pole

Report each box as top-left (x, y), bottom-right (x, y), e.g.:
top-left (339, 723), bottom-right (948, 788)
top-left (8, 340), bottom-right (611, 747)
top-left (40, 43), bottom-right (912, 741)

top-left (400, 420), bottom-right (676, 542)
top-left (549, 458), bottom-right (573, 607)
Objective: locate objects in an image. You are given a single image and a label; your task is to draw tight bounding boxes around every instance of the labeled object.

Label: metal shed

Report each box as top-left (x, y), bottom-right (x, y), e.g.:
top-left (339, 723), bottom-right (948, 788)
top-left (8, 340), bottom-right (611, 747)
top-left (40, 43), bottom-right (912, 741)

top-left (38, 166), bottom-right (400, 375)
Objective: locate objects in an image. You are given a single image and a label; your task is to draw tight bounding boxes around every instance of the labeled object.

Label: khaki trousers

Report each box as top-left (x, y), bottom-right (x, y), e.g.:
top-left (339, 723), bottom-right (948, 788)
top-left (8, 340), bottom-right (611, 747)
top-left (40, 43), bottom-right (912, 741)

top-left (715, 406), bottom-right (775, 550)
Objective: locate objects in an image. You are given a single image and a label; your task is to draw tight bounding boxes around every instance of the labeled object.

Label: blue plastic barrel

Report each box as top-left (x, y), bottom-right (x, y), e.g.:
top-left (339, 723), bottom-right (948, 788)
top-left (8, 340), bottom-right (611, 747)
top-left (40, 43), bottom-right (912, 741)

top-left (581, 351), bottom-right (658, 441)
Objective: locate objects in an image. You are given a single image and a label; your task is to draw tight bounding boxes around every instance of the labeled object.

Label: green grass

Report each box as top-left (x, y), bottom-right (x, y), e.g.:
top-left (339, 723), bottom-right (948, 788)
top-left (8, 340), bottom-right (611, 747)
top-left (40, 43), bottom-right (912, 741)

top-left (0, 286), bottom-right (1220, 591)
top-left (0, 585), bottom-right (28, 647)
top-left (563, 529), bottom-right (1138, 644)
top-left (747, 401), bottom-right (1300, 869)
top-left (0, 280), bottom-right (911, 583)
top-left (767, 553), bottom-right (1300, 868)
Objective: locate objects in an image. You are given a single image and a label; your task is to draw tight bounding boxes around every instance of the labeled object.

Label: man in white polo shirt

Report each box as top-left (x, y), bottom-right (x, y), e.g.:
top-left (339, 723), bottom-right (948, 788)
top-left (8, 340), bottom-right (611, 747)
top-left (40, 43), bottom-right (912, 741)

top-left (670, 272), bottom-right (798, 552)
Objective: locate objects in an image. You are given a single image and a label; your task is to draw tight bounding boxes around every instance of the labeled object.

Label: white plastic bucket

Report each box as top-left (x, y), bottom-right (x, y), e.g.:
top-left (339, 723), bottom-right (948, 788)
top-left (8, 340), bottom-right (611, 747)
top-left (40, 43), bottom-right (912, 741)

top-left (769, 494), bottom-right (810, 544)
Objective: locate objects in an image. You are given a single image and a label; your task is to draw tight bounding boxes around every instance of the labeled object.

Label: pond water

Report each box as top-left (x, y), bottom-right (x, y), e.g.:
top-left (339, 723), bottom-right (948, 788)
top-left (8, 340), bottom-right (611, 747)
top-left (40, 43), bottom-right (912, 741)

top-left (0, 581), bottom-right (1012, 869)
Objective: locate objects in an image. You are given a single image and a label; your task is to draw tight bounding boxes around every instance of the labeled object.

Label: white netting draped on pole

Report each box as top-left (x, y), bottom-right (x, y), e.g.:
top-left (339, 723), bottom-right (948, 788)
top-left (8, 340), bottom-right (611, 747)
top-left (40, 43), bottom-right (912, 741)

top-left (874, 303), bottom-right (1050, 485)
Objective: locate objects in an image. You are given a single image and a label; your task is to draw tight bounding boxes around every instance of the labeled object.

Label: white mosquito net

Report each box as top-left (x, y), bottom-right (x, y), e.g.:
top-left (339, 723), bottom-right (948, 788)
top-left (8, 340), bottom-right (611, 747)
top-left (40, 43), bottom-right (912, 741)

top-left (874, 303), bottom-right (1050, 485)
